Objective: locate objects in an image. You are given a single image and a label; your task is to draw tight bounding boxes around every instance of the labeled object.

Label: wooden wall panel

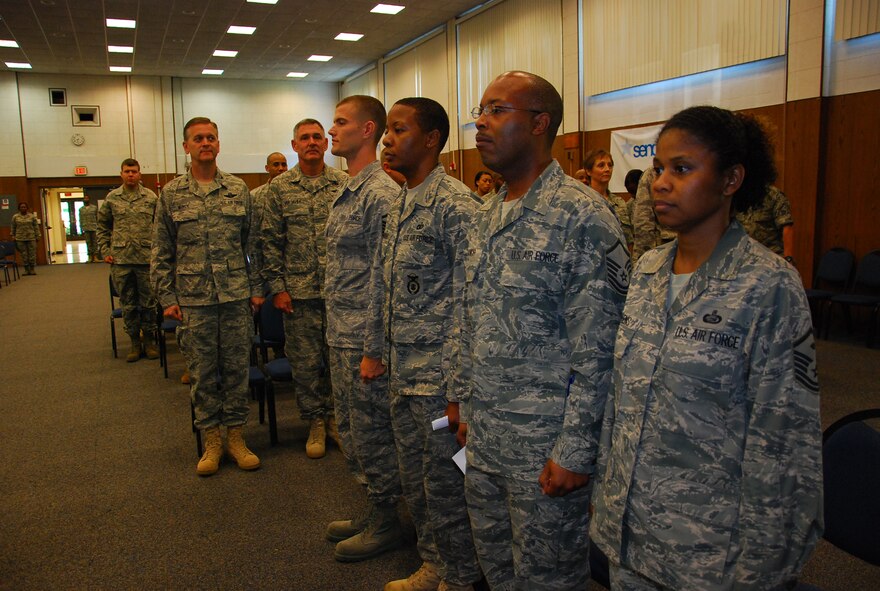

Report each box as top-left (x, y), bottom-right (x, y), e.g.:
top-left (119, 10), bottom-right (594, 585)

top-left (819, 89), bottom-right (880, 263)
top-left (0, 176), bottom-right (30, 241)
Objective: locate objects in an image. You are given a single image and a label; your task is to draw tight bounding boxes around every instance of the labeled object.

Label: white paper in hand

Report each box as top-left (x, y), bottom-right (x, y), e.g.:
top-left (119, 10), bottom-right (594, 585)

top-left (431, 415), bottom-right (449, 431)
top-left (453, 446), bottom-right (467, 474)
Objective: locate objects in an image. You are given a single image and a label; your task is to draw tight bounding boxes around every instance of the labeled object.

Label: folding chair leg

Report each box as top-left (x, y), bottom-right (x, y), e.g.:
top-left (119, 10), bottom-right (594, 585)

top-left (111, 320), bottom-right (118, 358)
top-left (266, 380), bottom-right (278, 445)
top-left (191, 403), bottom-right (203, 457)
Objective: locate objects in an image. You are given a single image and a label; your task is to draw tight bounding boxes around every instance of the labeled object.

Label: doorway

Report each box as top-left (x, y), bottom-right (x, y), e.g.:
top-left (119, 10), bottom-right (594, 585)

top-left (41, 185), bottom-right (115, 264)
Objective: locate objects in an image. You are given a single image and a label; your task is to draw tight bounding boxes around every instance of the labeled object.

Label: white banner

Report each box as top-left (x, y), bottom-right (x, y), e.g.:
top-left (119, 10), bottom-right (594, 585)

top-left (609, 124), bottom-right (663, 193)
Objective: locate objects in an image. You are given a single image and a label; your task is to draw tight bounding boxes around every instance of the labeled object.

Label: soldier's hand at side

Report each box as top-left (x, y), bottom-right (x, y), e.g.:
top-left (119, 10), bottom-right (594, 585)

top-left (104, 255), bottom-right (114, 264)
top-left (273, 291), bottom-right (293, 314)
top-left (456, 422), bottom-right (468, 448)
top-left (360, 355), bottom-right (386, 382)
top-left (250, 296), bottom-right (264, 313)
top-left (446, 402), bottom-right (461, 434)
top-left (538, 459), bottom-right (589, 497)
top-left (164, 304), bottom-right (183, 321)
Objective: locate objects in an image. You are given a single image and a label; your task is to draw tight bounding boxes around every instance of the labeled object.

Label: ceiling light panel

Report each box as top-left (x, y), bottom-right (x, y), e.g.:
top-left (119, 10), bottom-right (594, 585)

top-left (247, 0), bottom-right (278, 3)
top-left (202, 69), bottom-right (224, 75)
top-left (335, 33), bottom-right (364, 42)
top-left (308, 55), bottom-right (333, 62)
top-left (286, 72), bottom-right (308, 78)
top-left (110, 66), bottom-right (132, 72)
top-left (106, 18), bottom-right (137, 29)
top-left (6, 62), bottom-right (32, 69)
top-left (227, 26), bottom-right (256, 35)
top-left (0, 40), bottom-right (20, 48)
top-left (213, 50), bottom-right (238, 57)
top-left (108, 45), bottom-right (134, 53)
top-left (371, 4), bottom-right (405, 15)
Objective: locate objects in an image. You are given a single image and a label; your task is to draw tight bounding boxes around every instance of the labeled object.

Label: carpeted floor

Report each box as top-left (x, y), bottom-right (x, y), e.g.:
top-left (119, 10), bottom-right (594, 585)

top-left (0, 263), bottom-right (878, 591)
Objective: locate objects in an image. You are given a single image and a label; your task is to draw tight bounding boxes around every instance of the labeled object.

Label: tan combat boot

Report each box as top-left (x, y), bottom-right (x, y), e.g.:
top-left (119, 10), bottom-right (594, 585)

top-left (326, 505), bottom-right (370, 542)
top-left (326, 414), bottom-right (342, 449)
top-left (383, 562), bottom-right (440, 591)
top-left (143, 333), bottom-right (160, 360)
top-left (126, 335), bottom-right (141, 362)
top-left (226, 426), bottom-right (261, 470)
top-left (306, 418), bottom-right (326, 459)
top-left (196, 427), bottom-right (223, 476)
top-left (334, 504), bottom-right (403, 563)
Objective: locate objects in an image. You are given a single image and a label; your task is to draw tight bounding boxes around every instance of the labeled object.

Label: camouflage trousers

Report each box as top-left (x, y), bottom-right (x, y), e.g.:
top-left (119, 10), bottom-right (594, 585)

top-left (15, 240), bottom-right (36, 270)
top-left (328, 346), bottom-right (401, 507)
top-left (181, 300), bottom-right (252, 430)
top-left (111, 264), bottom-right (156, 338)
top-left (465, 404), bottom-right (591, 590)
top-left (610, 563), bottom-right (666, 590)
top-left (83, 231), bottom-right (98, 259)
top-left (391, 393), bottom-right (481, 585)
top-left (283, 299), bottom-right (332, 421)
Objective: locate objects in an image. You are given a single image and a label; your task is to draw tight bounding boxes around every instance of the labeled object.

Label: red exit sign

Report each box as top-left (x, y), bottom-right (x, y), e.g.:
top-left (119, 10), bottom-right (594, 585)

top-left (74, 166), bottom-right (88, 176)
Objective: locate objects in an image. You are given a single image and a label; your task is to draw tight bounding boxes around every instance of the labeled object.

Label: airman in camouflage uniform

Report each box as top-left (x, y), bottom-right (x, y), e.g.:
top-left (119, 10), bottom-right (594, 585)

top-left (323, 96), bottom-right (403, 564)
top-left (631, 167), bottom-right (676, 261)
top-left (11, 202), bottom-right (40, 275)
top-left (151, 117), bottom-right (264, 476)
top-left (250, 151), bottom-right (288, 285)
top-left (98, 159), bottom-right (158, 361)
top-left (734, 184), bottom-right (794, 258)
top-left (591, 222), bottom-right (823, 590)
top-left (262, 122), bottom-right (346, 458)
top-left (78, 196), bottom-right (100, 262)
top-left (364, 97), bottom-right (481, 591)
top-left (460, 72), bottom-right (629, 590)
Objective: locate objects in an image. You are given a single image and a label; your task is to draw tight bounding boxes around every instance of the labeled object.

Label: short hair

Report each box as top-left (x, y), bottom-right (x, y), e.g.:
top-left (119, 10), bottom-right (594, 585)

top-left (265, 152), bottom-right (286, 164)
top-left (393, 97), bottom-right (450, 153)
top-left (183, 117), bottom-right (218, 141)
top-left (499, 71), bottom-right (563, 147)
top-left (337, 95), bottom-right (386, 144)
top-left (474, 170), bottom-right (492, 185)
top-left (121, 158), bottom-right (140, 170)
top-left (659, 105), bottom-right (777, 212)
top-left (293, 118), bottom-right (324, 138)
top-left (624, 169), bottom-right (643, 192)
top-left (583, 149), bottom-right (613, 171)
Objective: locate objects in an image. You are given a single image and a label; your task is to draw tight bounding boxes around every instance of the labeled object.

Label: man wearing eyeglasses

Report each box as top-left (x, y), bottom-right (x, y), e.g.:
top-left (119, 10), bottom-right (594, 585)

top-left (456, 71), bottom-right (630, 589)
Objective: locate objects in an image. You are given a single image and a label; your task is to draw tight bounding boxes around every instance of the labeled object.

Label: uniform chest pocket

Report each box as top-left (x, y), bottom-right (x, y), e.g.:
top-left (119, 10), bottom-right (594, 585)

top-left (171, 208), bottom-right (200, 244)
top-left (499, 260), bottom-right (563, 294)
top-left (219, 202), bottom-right (245, 218)
top-left (395, 240), bottom-right (436, 268)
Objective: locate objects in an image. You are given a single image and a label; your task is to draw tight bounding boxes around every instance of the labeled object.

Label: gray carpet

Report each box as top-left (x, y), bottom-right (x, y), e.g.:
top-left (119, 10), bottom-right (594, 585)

top-left (0, 263), bottom-right (878, 590)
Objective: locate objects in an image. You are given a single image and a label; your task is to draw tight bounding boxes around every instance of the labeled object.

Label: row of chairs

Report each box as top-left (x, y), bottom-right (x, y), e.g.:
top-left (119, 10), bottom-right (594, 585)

top-left (806, 248), bottom-right (880, 347)
top-left (109, 277), bottom-right (294, 456)
top-left (0, 241), bottom-right (21, 286)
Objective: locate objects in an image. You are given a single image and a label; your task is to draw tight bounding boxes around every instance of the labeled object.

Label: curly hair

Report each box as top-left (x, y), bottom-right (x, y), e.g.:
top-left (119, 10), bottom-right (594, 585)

top-left (659, 106), bottom-right (777, 212)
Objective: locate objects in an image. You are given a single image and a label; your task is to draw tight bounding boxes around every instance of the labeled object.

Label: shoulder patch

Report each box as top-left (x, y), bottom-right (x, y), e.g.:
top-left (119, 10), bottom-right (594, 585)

top-left (793, 329), bottom-right (819, 394)
top-left (606, 240), bottom-right (631, 297)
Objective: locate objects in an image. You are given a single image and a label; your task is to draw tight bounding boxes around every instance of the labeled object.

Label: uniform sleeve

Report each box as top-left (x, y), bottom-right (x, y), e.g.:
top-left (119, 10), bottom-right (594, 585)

top-left (631, 168), bottom-right (659, 262)
top-left (243, 188), bottom-right (262, 299)
top-left (362, 186), bottom-right (392, 359)
top-left (34, 215), bottom-right (41, 239)
top-left (452, 222), bottom-right (476, 422)
top-left (550, 205), bottom-right (629, 473)
top-left (442, 196), bottom-right (477, 403)
top-left (733, 277), bottom-right (823, 589)
top-left (773, 188), bottom-right (794, 229)
top-left (260, 184), bottom-right (287, 296)
top-left (11, 215), bottom-right (17, 237)
top-left (96, 200), bottom-right (113, 255)
top-left (150, 189), bottom-right (178, 309)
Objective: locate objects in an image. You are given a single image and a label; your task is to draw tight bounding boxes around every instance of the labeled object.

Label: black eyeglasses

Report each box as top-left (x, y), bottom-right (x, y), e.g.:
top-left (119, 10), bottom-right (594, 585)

top-left (470, 104), bottom-right (543, 119)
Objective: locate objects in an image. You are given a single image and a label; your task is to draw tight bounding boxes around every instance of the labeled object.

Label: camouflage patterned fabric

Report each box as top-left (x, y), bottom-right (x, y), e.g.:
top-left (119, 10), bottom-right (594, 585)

top-left (98, 185), bottom-right (157, 265)
top-left (591, 221), bottom-right (823, 590)
top-left (734, 185), bottom-right (793, 256)
top-left (324, 160), bottom-right (401, 502)
top-left (262, 164), bottom-right (347, 421)
top-left (11, 212), bottom-right (40, 240)
top-left (79, 203), bottom-right (99, 259)
top-left (366, 163), bottom-right (480, 585)
top-left (600, 188), bottom-right (633, 248)
top-left (151, 170), bottom-right (260, 429)
top-left (458, 160), bottom-right (628, 589)
top-left (631, 167), bottom-right (676, 261)
top-left (98, 184), bottom-right (158, 337)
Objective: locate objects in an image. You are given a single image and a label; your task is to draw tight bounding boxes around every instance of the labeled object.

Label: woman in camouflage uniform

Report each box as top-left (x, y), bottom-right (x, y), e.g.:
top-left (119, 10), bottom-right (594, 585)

top-left (591, 106), bottom-right (823, 590)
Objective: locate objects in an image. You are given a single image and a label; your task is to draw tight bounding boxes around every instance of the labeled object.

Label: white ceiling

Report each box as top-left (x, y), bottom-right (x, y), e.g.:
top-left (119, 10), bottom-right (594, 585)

top-left (0, 0), bottom-right (486, 82)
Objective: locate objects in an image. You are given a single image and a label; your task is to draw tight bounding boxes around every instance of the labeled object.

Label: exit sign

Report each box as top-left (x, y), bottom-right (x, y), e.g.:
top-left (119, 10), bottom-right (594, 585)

top-left (74, 166), bottom-right (88, 176)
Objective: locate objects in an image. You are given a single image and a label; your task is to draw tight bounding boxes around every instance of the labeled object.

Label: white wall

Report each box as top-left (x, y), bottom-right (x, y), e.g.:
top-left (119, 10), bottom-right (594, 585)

top-left (0, 73), bottom-right (25, 177)
top-left (176, 78), bottom-right (340, 173)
